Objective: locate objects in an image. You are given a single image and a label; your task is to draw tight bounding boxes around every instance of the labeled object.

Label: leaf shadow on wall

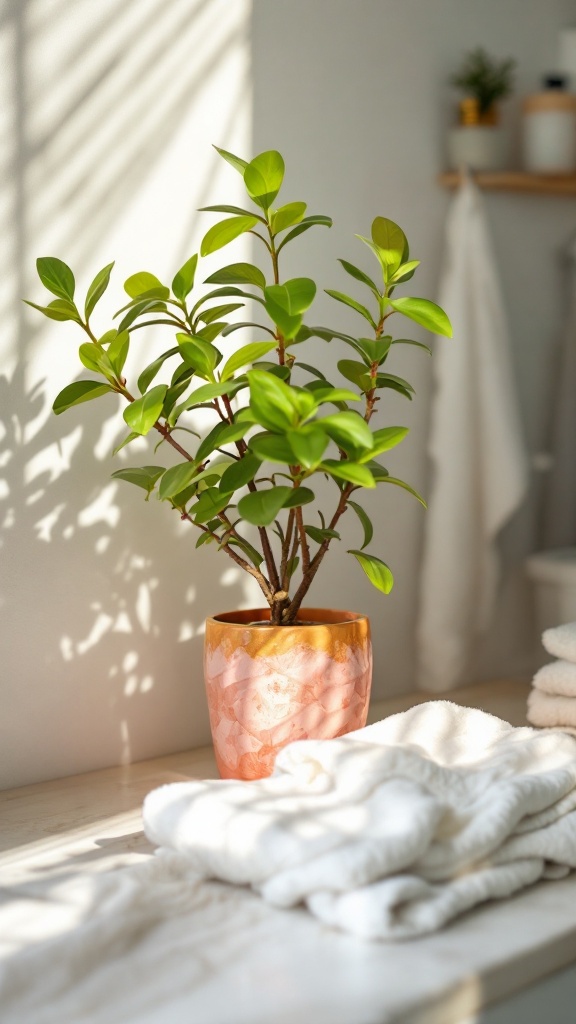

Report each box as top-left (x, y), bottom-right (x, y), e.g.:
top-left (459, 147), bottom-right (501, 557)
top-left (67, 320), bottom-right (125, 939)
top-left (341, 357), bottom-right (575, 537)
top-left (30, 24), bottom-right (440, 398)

top-left (0, 0), bottom-right (252, 778)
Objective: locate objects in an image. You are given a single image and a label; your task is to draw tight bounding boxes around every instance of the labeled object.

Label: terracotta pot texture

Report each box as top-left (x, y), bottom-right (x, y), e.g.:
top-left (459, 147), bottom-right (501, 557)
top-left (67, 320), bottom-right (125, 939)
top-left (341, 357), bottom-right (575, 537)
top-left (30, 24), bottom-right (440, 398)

top-left (204, 608), bottom-right (373, 780)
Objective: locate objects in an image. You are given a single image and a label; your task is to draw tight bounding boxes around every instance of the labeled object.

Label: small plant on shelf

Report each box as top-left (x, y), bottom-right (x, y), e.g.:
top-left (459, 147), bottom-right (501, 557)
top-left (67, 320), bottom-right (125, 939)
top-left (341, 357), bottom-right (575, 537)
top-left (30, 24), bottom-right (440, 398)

top-left (26, 146), bottom-right (451, 627)
top-left (451, 47), bottom-right (515, 120)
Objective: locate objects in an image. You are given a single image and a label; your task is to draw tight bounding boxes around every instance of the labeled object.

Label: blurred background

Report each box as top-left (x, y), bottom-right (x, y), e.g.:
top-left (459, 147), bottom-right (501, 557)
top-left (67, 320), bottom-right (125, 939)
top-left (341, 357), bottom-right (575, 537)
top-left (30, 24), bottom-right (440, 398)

top-left (2, 0), bottom-right (576, 788)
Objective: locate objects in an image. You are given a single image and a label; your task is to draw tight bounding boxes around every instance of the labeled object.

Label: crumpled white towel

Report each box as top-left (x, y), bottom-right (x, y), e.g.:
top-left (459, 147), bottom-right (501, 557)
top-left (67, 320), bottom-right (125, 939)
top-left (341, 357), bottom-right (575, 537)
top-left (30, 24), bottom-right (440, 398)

top-left (533, 659), bottom-right (576, 696)
top-left (417, 174), bottom-right (528, 692)
top-left (527, 689), bottom-right (576, 734)
top-left (542, 622), bottom-right (576, 662)
top-left (143, 701), bottom-right (576, 940)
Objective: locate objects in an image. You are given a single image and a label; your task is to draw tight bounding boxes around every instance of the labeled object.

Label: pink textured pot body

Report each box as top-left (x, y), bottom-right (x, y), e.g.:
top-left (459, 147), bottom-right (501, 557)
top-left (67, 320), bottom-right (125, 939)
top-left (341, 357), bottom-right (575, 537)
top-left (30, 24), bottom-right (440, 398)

top-left (204, 607), bottom-right (372, 780)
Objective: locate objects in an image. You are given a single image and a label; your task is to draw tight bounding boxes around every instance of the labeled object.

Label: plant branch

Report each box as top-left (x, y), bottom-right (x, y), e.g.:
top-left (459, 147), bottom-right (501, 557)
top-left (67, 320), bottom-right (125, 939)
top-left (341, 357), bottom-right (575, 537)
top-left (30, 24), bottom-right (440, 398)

top-left (220, 391), bottom-right (281, 592)
top-left (183, 513), bottom-right (273, 603)
top-left (294, 505), bottom-right (310, 573)
top-left (284, 483), bottom-right (354, 621)
top-left (280, 508), bottom-right (295, 587)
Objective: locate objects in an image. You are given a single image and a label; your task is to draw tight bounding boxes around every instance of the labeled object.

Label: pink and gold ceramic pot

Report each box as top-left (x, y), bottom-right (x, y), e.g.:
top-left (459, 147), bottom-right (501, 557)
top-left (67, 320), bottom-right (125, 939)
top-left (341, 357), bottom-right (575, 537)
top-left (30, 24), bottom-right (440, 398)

top-left (204, 607), bottom-right (372, 780)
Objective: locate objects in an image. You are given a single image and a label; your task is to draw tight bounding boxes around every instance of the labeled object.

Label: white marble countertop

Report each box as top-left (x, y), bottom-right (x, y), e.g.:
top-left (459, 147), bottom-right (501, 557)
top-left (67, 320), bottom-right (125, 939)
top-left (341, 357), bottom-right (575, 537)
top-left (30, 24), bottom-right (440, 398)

top-left (2, 681), bottom-right (576, 1024)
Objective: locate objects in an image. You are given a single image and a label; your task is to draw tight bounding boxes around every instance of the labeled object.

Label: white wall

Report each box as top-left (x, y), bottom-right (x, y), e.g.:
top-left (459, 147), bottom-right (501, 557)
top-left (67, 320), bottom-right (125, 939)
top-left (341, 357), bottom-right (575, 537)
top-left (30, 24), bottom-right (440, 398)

top-left (0, 0), bottom-right (256, 789)
top-left (251, 0), bottom-right (576, 694)
top-left (3, 0), bottom-right (576, 789)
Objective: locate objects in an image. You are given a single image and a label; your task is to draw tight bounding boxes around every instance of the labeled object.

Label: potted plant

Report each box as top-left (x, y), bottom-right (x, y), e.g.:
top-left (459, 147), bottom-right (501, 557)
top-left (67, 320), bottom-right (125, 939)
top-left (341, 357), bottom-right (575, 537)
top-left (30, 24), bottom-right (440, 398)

top-left (26, 146), bottom-right (451, 780)
top-left (447, 47), bottom-right (516, 171)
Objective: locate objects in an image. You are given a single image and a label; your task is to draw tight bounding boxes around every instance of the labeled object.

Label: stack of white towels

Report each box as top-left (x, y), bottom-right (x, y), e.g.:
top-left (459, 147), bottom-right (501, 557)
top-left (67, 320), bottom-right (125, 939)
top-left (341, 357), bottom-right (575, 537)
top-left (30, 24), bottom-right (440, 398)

top-left (527, 622), bottom-right (576, 735)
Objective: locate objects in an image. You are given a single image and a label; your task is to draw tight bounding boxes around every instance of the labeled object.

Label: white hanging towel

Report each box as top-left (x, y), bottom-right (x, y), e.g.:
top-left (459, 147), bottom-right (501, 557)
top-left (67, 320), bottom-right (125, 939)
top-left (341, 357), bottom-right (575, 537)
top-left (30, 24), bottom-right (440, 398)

top-left (417, 175), bottom-right (528, 692)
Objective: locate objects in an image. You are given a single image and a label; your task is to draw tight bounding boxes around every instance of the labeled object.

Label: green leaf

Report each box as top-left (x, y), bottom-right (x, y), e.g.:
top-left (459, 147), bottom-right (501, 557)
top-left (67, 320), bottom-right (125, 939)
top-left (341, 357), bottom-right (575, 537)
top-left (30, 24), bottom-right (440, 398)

top-left (305, 525), bottom-right (340, 544)
top-left (265, 278), bottom-right (316, 316)
top-left (195, 420), bottom-right (247, 463)
top-left (391, 337), bottom-right (432, 355)
top-left (390, 259), bottom-right (420, 283)
top-left (286, 426), bottom-right (328, 468)
top-left (271, 202), bottom-right (307, 234)
top-left (117, 298), bottom-right (166, 332)
top-left (365, 460), bottom-right (389, 482)
top-left (194, 321), bottom-right (228, 342)
top-left (200, 216), bottom-right (258, 257)
top-left (177, 334), bottom-right (221, 379)
top-left (199, 204), bottom-right (265, 221)
top-left (371, 217), bottom-right (407, 275)
top-left (111, 465), bottom-right (165, 498)
top-left (228, 537), bottom-right (264, 567)
top-left (36, 257), bottom-right (75, 301)
top-left (297, 362), bottom-right (328, 381)
top-left (219, 453), bottom-right (261, 493)
top-left (338, 359), bottom-right (371, 390)
top-left (389, 297), bottom-right (452, 337)
top-left (319, 412), bottom-right (373, 452)
top-left (124, 272), bottom-right (168, 299)
top-left (286, 555), bottom-right (300, 579)
top-left (189, 487), bottom-right (232, 524)
top-left (107, 329), bottom-right (129, 376)
top-left (325, 289), bottom-right (377, 329)
top-left (354, 337), bottom-right (391, 366)
top-left (53, 380), bottom-right (113, 415)
top-left (221, 341), bottom-right (277, 381)
top-left (243, 150), bottom-right (285, 210)
top-left (277, 215), bottom-right (332, 252)
top-left (357, 426), bottom-right (409, 463)
top-left (347, 500), bottom-right (373, 550)
top-left (379, 475), bottom-right (427, 507)
top-left (123, 384), bottom-right (167, 435)
top-left (306, 385), bottom-right (361, 406)
top-left (24, 298), bottom-right (81, 323)
top-left (213, 145), bottom-right (248, 174)
top-left (282, 486), bottom-right (314, 509)
top-left (78, 342), bottom-right (115, 377)
top-left (196, 531), bottom-right (215, 548)
top-left (237, 486), bottom-right (292, 526)
top-left (252, 362), bottom-right (291, 381)
top-left (85, 262), bottom-right (114, 319)
top-left (138, 347), bottom-right (180, 394)
top-left (249, 433), bottom-right (295, 465)
top-left (247, 369), bottom-right (299, 432)
top-left (348, 550), bottom-right (394, 593)
top-left (171, 254), bottom-right (198, 302)
top-left (376, 372), bottom-right (415, 398)
top-left (157, 461), bottom-right (199, 501)
top-left (338, 259), bottom-right (381, 297)
top-left (162, 378), bottom-right (194, 418)
top-left (263, 295), bottom-right (301, 339)
top-left (197, 302), bottom-right (243, 325)
top-left (322, 460), bottom-right (376, 489)
top-left (204, 262), bottom-right (266, 290)
top-left (221, 321), bottom-right (276, 338)
top-left (169, 378), bottom-right (246, 426)
top-left (112, 431), bottom-right (140, 456)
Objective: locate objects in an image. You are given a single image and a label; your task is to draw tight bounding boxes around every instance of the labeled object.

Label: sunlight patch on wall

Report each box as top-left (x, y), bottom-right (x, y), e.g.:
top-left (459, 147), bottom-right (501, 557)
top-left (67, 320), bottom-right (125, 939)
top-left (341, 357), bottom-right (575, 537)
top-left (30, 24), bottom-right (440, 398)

top-left (77, 483), bottom-right (120, 530)
top-left (24, 426), bottom-right (82, 487)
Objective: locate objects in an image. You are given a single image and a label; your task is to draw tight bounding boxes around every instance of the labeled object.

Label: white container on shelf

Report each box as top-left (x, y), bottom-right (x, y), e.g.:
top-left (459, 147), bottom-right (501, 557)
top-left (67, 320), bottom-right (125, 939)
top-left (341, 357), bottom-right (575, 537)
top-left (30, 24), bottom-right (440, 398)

top-left (526, 548), bottom-right (576, 633)
top-left (447, 125), bottom-right (506, 171)
top-left (522, 91), bottom-right (576, 173)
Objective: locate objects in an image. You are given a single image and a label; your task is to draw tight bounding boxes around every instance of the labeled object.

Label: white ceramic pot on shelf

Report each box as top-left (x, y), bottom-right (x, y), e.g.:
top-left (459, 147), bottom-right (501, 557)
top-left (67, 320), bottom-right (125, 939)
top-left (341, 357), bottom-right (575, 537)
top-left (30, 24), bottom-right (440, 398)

top-left (447, 125), bottom-right (506, 171)
top-left (446, 97), bottom-right (507, 172)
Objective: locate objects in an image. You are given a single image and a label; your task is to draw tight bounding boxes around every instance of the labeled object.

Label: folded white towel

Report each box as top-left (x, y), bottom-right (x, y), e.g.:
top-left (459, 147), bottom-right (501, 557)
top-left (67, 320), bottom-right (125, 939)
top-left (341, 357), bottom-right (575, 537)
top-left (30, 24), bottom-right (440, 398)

top-left (542, 622), bottom-right (576, 662)
top-left (527, 689), bottom-right (576, 733)
top-left (143, 701), bottom-right (576, 940)
top-left (533, 659), bottom-right (576, 697)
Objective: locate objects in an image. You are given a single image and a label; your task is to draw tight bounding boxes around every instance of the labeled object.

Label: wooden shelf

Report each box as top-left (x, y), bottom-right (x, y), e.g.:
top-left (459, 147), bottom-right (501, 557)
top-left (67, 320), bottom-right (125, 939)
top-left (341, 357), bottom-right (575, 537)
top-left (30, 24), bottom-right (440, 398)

top-left (439, 171), bottom-right (576, 195)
